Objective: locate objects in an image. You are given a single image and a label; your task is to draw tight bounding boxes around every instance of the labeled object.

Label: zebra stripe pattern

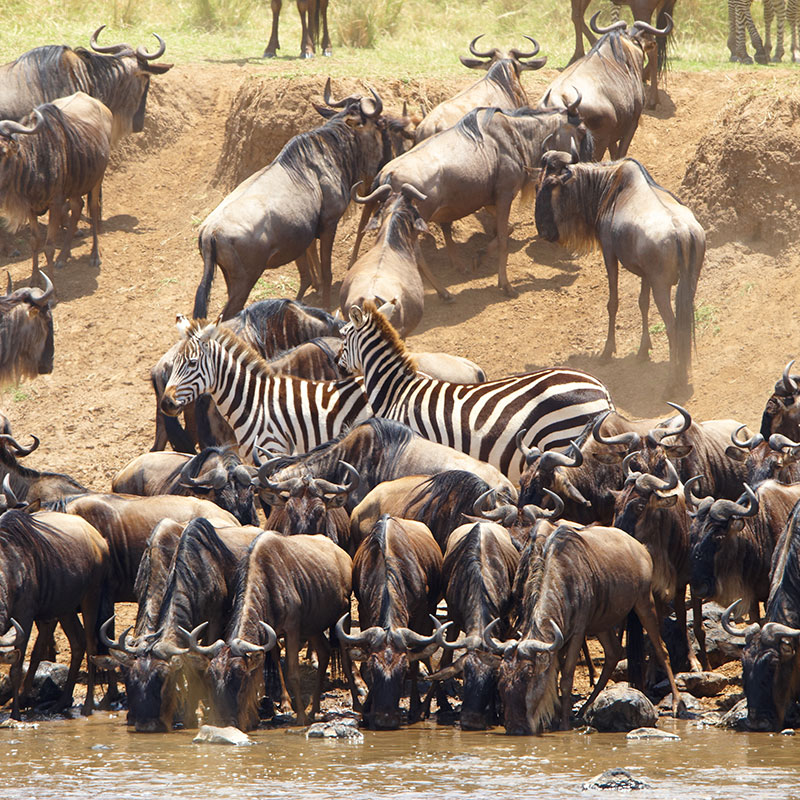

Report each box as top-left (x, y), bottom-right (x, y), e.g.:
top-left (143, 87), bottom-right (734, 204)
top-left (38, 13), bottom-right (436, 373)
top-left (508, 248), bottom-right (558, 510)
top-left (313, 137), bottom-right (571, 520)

top-left (339, 303), bottom-right (615, 483)
top-left (162, 316), bottom-right (370, 458)
top-left (728, 0), bottom-right (767, 62)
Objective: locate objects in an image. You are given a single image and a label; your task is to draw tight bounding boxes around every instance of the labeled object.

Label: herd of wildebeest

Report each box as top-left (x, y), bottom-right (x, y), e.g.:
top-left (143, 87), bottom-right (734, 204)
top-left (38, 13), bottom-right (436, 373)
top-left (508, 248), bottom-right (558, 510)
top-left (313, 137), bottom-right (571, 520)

top-left (0, 8), bottom-right (799, 741)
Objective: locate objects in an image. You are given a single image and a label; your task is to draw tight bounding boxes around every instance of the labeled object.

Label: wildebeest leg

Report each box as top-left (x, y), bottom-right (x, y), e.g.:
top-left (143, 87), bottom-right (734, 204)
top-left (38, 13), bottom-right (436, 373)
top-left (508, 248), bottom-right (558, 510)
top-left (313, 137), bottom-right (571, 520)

top-left (556, 635), bottom-right (583, 729)
top-left (582, 639), bottom-right (596, 687)
top-left (600, 251), bottom-right (619, 361)
top-left (55, 196), bottom-right (84, 269)
top-left (264, 0), bottom-right (282, 57)
top-left (28, 212), bottom-right (43, 282)
top-left (319, 0), bottom-right (331, 55)
top-left (676, 584), bottom-right (702, 672)
top-left (43, 198), bottom-right (66, 271)
top-left (306, 242), bottom-right (322, 291)
top-left (494, 197), bottom-right (517, 297)
top-left (414, 242), bottom-right (454, 302)
top-left (408, 660), bottom-right (423, 723)
top-left (650, 281), bottom-right (680, 389)
top-left (691, 592), bottom-right (709, 671)
top-left (569, 0), bottom-right (592, 64)
top-left (6, 623), bottom-right (30, 721)
top-left (87, 184), bottom-right (102, 268)
top-left (634, 593), bottom-right (680, 716)
top-left (349, 200), bottom-right (378, 268)
top-left (80, 588), bottom-right (102, 716)
top-left (318, 226), bottom-right (336, 310)
top-left (220, 269), bottom-right (256, 321)
top-left (284, 630), bottom-right (307, 724)
top-left (20, 620), bottom-right (57, 705)
top-left (636, 279), bottom-right (652, 360)
top-left (54, 612), bottom-right (86, 713)
top-left (297, 0), bottom-right (314, 57)
top-left (309, 633), bottom-right (330, 720)
top-left (440, 222), bottom-right (462, 273)
top-left (578, 628), bottom-right (624, 717)
top-left (294, 251), bottom-right (315, 302)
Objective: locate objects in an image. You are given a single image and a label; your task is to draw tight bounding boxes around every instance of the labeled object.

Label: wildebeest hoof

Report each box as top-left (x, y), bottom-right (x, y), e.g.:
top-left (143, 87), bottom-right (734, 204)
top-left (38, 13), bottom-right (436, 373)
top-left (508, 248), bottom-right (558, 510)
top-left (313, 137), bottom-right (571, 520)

top-left (500, 283), bottom-right (518, 298)
top-left (441, 291), bottom-right (455, 303)
top-left (10, 249), bottom-right (20, 258)
top-left (324, 48), bottom-right (332, 57)
top-left (54, 258), bottom-right (67, 270)
top-left (599, 348), bottom-right (614, 363)
top-left (90, 255), bottom-right (101, 268)
top-left (301, 51), bottom-right (315, 59)
top-left (636, 348), bottom-right (650, 362)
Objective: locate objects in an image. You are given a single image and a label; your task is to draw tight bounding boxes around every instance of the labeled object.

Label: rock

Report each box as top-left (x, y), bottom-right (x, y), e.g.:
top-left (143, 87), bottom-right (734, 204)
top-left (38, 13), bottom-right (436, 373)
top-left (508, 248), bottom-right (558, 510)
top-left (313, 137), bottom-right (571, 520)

top-left (626, 727), bottom-right (681, 741)
top-left (582, 768), bottom-right (651, 791)
top-left (676, 671), bottom-right (729, 698)
top-left (584, 683), bottom-right (657, 732)
top-left (718, 691), bottom-right (745, 712)
top-left (31, 662), bottom-right (69, 705)
top-left (192, 725), bottom-right (253, 746)
top-left (686, 603), bottom-right (744, 668)
top-left (0, 720), bottom-right (38, 729)
top-left (656, 691), bottom-right (699, 718)
top-left (717, 698), bottom-right (749, 730)
top-left (781, 728), bottom-right (796, 735)
top-left (306, 720), bottom-right (364, 742)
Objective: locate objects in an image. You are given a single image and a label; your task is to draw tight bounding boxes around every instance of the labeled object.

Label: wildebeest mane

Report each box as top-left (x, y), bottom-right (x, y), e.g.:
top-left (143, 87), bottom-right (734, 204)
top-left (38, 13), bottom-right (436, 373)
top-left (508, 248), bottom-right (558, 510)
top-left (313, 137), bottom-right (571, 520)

top-left (0, 445), bottom-right (87, 504)
top-left (0, 304), bottom-right (50, 385)
top-left (0, 508), bottom-right (63, 561)
top-left (364, 515), bottom-right (410, 627)
top-left (383, 195), bottom-right (419, 254)
top-left (453, 107), bottom-right (492, 144)
top-left (485, 60), bottom-right (527, 106)
top-left (766, 500), bottom-right (800, 628)
top-left (7, 47), bottom-right (91, 107)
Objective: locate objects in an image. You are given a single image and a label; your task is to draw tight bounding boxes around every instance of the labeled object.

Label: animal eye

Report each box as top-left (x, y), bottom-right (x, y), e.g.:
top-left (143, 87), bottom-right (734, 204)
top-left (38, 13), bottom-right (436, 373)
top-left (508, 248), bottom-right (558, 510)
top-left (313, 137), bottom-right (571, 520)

top-left (782, 396), bottom-right (794, 407)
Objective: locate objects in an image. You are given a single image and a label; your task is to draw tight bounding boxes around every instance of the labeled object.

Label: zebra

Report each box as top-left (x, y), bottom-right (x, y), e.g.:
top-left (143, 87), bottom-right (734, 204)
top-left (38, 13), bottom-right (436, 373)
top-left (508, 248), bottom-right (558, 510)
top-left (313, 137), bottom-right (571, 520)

top-left (765, 0), bottom-right (800, 61)
top-left (338, 302), bottom-right (615, 483)
top-left (160, 315), bottom-right (372, 460)
top-left (727, 0), bottom-right (769, 63)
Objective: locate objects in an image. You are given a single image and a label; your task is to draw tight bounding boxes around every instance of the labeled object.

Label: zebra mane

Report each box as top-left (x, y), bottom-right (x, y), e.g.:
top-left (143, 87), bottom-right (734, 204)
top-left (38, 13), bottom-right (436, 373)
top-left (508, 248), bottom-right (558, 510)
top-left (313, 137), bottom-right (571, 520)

top-left (362, 300), bottom-right (417, 375)
top-left (189, 318), bottom-right (275, 375)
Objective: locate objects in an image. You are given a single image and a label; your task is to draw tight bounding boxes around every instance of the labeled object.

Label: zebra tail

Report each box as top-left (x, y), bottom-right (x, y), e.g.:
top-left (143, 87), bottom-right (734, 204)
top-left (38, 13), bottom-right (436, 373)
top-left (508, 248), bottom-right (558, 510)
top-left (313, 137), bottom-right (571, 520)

top-left (193, 231), bottom-right (217, 319)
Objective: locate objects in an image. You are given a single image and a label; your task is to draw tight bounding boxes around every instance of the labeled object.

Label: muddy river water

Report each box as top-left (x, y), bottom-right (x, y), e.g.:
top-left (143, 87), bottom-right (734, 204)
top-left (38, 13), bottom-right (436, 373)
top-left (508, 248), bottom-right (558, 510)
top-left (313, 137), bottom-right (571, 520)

top-left (3, 715), bottom-right (800, 799)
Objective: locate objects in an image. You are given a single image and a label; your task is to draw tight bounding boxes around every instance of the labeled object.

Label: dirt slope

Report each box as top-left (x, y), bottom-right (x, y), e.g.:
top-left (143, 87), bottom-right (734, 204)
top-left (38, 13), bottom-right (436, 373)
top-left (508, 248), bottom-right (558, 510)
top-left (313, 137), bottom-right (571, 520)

top-left (2, 63), bottom-right (798, 492)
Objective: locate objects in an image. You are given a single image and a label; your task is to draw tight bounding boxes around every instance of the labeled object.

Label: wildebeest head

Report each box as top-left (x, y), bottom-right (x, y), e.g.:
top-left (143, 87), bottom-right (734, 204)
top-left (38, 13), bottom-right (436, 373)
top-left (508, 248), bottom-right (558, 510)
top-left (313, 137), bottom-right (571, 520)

top-left (761, 360), bottom-right (800, 440)
top-left (459, 35), bottom-right (547, 74)
top-left (690, 485), bottom-right (759, 600)
top-left (337, 613), bottom-right (440, 729)
top-left (612, 452), bottom-right (680, 536)
top-left (534, 138), bottom-right (585, 244)
top-left (353, 181), bottom-right (430, 238)
top-left (588, 13), bottom-right (673, 70)
top-left (0, 271), bottom-right (55, 384)
top-left (722, 601), bottom-right (800, 731)
top-left (487, 618), bottom-right (564, 734)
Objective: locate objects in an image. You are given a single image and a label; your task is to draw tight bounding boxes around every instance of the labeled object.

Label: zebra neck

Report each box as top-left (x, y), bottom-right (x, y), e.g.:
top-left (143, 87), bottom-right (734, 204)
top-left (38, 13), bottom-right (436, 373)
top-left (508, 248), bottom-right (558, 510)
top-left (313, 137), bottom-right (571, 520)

top-left (360, 338), bottom-right (419, 414)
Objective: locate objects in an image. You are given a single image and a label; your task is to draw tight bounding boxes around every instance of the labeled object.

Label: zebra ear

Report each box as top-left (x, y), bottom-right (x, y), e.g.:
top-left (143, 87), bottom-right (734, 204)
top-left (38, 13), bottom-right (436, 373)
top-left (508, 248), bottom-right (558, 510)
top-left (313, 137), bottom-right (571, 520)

top-left (176, 314), bottom-right (192, 336)
top-left (349, 305), bottom-right (365, 327)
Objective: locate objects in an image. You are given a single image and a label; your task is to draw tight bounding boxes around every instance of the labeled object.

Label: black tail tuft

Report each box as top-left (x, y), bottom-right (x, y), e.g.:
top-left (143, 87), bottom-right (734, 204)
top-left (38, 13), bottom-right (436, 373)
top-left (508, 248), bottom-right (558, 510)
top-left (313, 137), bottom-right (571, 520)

top-left (626, 610), bottom-right (645, 690)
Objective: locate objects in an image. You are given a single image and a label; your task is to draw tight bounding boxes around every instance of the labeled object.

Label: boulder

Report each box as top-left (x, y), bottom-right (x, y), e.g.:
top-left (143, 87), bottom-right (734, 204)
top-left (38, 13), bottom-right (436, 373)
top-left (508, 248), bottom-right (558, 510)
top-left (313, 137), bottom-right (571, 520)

top-left (30, 662), bottom-right (70, 706)
top-left (717, 698), bottom-right (749, 730)
top-left (584, 684), bottom-right (657, 732)
top-left (306, 720), bottom-right (364, 742)
top-left (625, 727), bottom-right (681, 741)
top-left (582, 768), bottom-right (651, 791)
top-left (687, 604), bottom-right (744, 668)
top-left (656, 691), bottom-right (699, 718)
top-left (192, 725), bottom-right (253, 746)
top-left (676, 671), bottom-right (729, 698)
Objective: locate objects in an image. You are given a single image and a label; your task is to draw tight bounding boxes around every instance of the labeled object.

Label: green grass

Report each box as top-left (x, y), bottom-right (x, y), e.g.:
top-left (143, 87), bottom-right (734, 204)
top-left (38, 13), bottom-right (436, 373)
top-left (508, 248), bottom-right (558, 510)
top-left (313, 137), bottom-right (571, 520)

top-left (649, 301), bottom-right (720, 339)
top-left (3, 387), bottom-right (29, 403)
top-left (0, 0), bottom-right (771, 78)
top-left (252, 273), bottom-right (299, 301)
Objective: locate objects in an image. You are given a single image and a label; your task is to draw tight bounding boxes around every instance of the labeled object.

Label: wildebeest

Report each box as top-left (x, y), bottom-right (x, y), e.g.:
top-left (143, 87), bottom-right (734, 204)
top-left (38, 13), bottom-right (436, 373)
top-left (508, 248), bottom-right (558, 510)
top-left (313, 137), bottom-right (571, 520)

top-left (0, 92), bottom-right (112, 280)
top-left (433, 520), bottom-right (520, 729)
top-left (341, 183), bottom-right (453, 336)
top-left (689, 480), bottom-right (800, 617)
top-left (193, 83), bottom-right (411, 317)
top-left (102, 519), bottom-right (260, 732)
top-left (0, 26), bottom-right (172, 145)
top-left (759, 360), bottom-right (800, 441)
top-left (722, 500), bottom-right (800, 731)
top-left (487, 524), bottom-right (679, 733)
top-left (263, 0), bottom-right (331, 59)
top-left (350, 102), bottom-right (593, 296)
top-left (150, 298), bottom-right (343, 452)
top-left (0, 272), bottom-right (54, 386)
top-left (540, 15), bottom-right (670, 159)
top-left (0, 508), bottom-right (109, 719)
top-left (536, 148), bottom-right (704, 394)
top-left (337, 515), bottom-right (442, 729)
top-left (257, 418), bottom-right (517, 514)
top-left (725, 427), bottom-right (800, 487)
top-left (185, 531), bottom-right (352, 729)
top-left (414, 36), bottom-right (547, 142)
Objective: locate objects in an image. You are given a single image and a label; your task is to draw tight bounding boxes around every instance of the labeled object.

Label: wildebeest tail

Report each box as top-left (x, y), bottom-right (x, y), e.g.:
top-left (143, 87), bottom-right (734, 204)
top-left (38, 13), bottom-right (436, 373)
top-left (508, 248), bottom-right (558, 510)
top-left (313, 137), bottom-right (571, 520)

top-left (328, 625), bottom-right (344, 681)
top-left (656, 0), bottom-right (676, 75)
top-left (626, 610), bottom-right (645, 690)
top-left (675, 231), bottom-right (700, 384)
top-left (193, 231), bottom-right (217, 319)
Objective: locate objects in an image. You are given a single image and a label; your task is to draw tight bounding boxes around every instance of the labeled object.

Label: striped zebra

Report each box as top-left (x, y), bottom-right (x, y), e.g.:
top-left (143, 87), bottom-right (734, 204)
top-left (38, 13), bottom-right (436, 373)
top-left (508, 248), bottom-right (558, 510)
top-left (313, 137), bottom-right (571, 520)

top-left (160, 316), bottom-right (371, 459)
top-left (728, 0), bottom-right (769, 63)
top-left (765, 0), bottom-right (800, 60)
top-left (338, 302), bottom-right (615, 483)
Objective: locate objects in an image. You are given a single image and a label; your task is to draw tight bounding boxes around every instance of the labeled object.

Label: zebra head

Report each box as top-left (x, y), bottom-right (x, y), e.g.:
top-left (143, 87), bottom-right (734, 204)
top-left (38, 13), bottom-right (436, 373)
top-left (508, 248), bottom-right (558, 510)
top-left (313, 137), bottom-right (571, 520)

top-left (338, 304), bottom-right (372, 374)
top-left (161, 315), bottom-right (216, 417)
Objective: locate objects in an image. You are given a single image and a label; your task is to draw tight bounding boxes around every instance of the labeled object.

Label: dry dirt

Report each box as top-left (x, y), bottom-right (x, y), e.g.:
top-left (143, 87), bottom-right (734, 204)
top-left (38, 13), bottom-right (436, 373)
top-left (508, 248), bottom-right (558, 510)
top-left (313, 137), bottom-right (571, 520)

top-left (1, 62), bottom-right (798, 711)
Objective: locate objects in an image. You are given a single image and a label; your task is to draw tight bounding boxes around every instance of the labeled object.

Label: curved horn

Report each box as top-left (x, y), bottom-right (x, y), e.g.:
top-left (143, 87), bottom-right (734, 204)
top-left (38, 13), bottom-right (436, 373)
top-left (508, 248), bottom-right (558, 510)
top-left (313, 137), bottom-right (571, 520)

top-left (635, 457), bottom-right (679, 495)
top-left (180, 464), bottom-right (227, 491)
top-left (761, 621), bottom-right (800, 640)
top-left (482, 618), bottom-right (518, 655)
top-left (322, 77), bottom-right (359, 108)
top-left (360, 87), bottom-right (383, 119)
top-left (734, 483), bottom-right (759, 518)
top-left (632, 13), bottom-right (673, 36)
top-left (521, 488), bottom-right (565, 523)
top-left (731, 424), bottom-right (764, 451)
top-left (509, 35), bottom-right (540, 60)
top-left (351, 183), bottom-right (392, 205)
top-left (0, 433), bottom-right (39, 457)
top-left (769, 433), bottom-right (800, 453)
top-left (179, 622), bottom-right (224, 659)
top-left (0, 618), bottom-right (24, 649)
top-left (539, 440), bottom-right (583, 471)
top-left (399, 615), bottom-right (442, 650)
top-left (541, 132), bottom-right (554, 152)
top-left (721, 600), bottom-right (759, 640)
top-left (516, 428), bottom-right (542, 466)
top-left (1, 475), bottom-right (18, 509)
top-left (0, 110), bottom-right (44, 137)
top-left (312, 460), bottom-right (361, 495)
top-left (592, 411), bottom-right (642, 450)
top-left (468, 34), bottom-right (495, 59)
top-left (589, 10), bottom-right (628, 34)
top-left (473, 488), bottom-right (496, 516)
top-left (99, 615), bottom-right (136, 653)
top-left (516, 620), bottom-right (564, 658)
top-left (151, 640), bottom-right (189, 660)
top-left (21, 271), bottom-right (54, 309)
top-left (335, 613), bottom-right (370, 648)
top-left (229, 621), bottom-right (277, 657)
top-left (89, 25), bottom-right (127, 54)
top-left (137, 32), bottom-right (166, 60)
top-left (565, 87), bottom-right (582, 117)
top-left (622, 450), bottom-right (641, 480)
top-left (435, 620), bottom-right (469, 651)
top-left (683, 475), bottom-right (709, 511)
top-left (650, 401), bottom-right (692, 443)
top-left (400, 183), bottom-right (428, 203)
top-left (233, 464), bottom-right (255, 487)
top-left (782, 359), bottom-right (798, 394)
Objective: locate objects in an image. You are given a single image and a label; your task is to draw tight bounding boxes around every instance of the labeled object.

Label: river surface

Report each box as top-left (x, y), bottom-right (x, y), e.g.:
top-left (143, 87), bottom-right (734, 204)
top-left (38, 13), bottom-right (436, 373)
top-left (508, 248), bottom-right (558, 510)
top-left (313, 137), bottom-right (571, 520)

top-left (3, 715), bottom-right (799, 799)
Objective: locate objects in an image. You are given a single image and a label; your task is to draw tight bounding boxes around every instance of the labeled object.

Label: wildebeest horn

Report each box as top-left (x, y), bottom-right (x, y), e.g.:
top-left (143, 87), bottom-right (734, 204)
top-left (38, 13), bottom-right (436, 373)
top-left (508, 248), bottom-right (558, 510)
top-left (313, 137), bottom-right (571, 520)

top-left (0, 618), bottom-right (24, 648)
top-left (312, 460), bottom-right (361, 495)
top-left (233, 464), bottom-right (255, 487)
top-left (179, 622), bottom-right (224, 659)
top-left (683, 475), bottom-right (710, 511)
top-left (542, 133), bottom-right (554, 151)
top-left (711, 483), bottom-right (759, 522)
top-left (730, 424), bottom-right (764, 450)
top-left (151, 640), bottom-right (189, 660)
top-left (1, 474), bottom-right (18, 509)
top-left (782, 359), bottom-right (798, 394)
top-left (622, 450), bottom-right (641, 480)
top-left (516, 429), bottom-right (542, 466)
top-left (230, 621), bottom-right (277, 657)
top-left (0, 433), bottom-right (39, 457)
top-left (539, 440), bottom-right (583, 471)
top-left (569, 136), bottom-right (580, 163)
top-left (509, 35), bottom-right (540, 60)
top-left (99, 615), bottom-right (136, 653)
top-left (592, 411), bottom-right (641, 450)
top-left (399, 615), bottom-right (442, 650)
top-left (89, 25), bottom-right (127, 54)
top-left (761, 621), bottom-right (800, 639)
top-left (473, 488), bottom-right (496, 516)
top-left (360, 88), bottom-right (383, 119)
top-left (4, 272), bottom-right (10, 296)
top-left (632, 13), bottom-right (673, 36)
top-left (436, 621), bottom-right (469, 651)
top-left (29, 271), bottom-right (54, 308)
top-left (720, 600), bottom-right (760, 640)
top-left (521, 488), bottom-right (565, 523)
top-left (137, 33), bottom-right (166, 60)
top-left (649, 401), bottom-right (692, 444)
top-left (482, 618), bottom-right (518, 655)
top-left (565, 87), bottom-right (582, 117)
top-left (335, 613), bottom-right (371, 648)
top-left (517, 620), bottom-right (564, 659)
top-left (467, 35), bottom-right (495, 59)
top-left (180, 464), bottom-right (227, 491)
top-left (400, 183), bottom-right (428, 203)
top-left (635, 457), bottom-right (679, 494)
top-left (351, 182), bottom-right (391, 205)
top-left (322, 77), bottom-right (360, 108)
top-left (0, 110), bottom-right (44, 138)
top-left (589, 11), bottom-right (628, 34)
